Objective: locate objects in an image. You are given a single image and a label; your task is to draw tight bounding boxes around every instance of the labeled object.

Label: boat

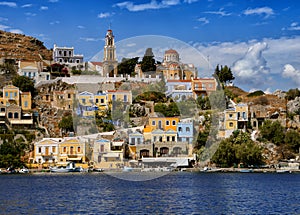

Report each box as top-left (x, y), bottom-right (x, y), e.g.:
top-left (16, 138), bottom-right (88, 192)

top-left (50, 162), bottom-right (79, 173)
top-left (239, 169), bottom-right (253, 173)
top-left (19, 167), bottom-right (29, 174)
top-left (276, 169), bottom-right (291, 173)
top-left (122, 166), bottom-right (134, 172)
top-left (200, 167), bottom-right (222, 172)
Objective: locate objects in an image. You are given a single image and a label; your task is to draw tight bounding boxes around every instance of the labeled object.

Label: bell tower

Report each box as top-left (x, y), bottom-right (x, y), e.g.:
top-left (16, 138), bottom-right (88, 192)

top-left (103, 29), bottom-right (118, 77)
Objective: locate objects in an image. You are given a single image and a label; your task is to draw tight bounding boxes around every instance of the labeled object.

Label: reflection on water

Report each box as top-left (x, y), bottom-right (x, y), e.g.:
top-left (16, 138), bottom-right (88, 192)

top-left (0, 173), bottom-right (300, 214)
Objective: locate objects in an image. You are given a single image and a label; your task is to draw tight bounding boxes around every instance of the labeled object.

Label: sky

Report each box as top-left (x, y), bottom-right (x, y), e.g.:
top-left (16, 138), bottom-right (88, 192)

top-left (0, 0), bottom-right (300, 92)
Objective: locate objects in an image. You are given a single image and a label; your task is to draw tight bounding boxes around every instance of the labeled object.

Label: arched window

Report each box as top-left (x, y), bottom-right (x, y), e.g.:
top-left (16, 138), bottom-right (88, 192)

top-left (8, 112), bottom-right (13, 118)
top-left (14, 112), bottom-right (19, 119)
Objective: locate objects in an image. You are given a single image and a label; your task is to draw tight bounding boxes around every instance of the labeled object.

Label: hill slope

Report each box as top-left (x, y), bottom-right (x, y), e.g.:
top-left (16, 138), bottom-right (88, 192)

top-left (0, 30), bottom-right (52, 61)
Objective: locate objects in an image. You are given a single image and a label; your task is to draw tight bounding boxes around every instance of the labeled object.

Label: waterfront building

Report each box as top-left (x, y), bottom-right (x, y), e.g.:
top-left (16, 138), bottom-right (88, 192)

top-left (58, 137), bottom-right (87, 165)
top-left (92, 138), bottom-right (125, 169)
top-left (34, 138), bottom-right (62, 165)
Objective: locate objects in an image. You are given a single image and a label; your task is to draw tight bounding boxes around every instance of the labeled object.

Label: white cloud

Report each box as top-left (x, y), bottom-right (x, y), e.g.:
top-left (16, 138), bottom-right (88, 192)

top-left (97, 12), bottom-right (113, 19)
top-left (80, 37), bottom-right (102, 42)
top-left (0, 17), bottom-right (8, 21)
top-left (77, 25), bottom-right (85, 29)
top-left (184, 0), bottom-right (198, 3)
top-left (40, 6), bottom-right (48, 10)
top-left (0, 24), bottom-right (10, 30)
top-left (25, 12), bottom-right (36, 16)
top-left (114, 0), bottom-right (180, 12)
top-left (49, 0), bottom-right (58, 2)
top-left (204, 8), bottom-right (232, 16)
top-left (9, 29), bottom-right (23, 34)
top-left (50, 20), bottom-right (60, 25)
top-left (231, 42), bottom-right (270, 87)
top-left (287, 22), bottom-right (300, 31)
top-left (197, 17), bottom-right (209, 25)
top-left (0, 1), bottom-right (17, 7)
top-left (282, 64), bottom-right (300, 85)
top-left (243, 7), bottom-right (274, 18)
top-left (21, 4), bottom-right (32, 8)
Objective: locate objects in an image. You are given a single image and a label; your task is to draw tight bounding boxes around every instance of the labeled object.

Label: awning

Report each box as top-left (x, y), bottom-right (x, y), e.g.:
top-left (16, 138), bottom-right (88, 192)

top-left (67, 157), bottom-right (82, 161)
top-left (112, 142), bottom-right (123, 147)
top-left (103, 153), bottom-right (120, 158)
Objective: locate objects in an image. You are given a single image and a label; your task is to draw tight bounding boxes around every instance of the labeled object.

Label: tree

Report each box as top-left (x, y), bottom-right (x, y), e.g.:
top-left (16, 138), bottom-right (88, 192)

top-left (286, 88), bottom-right (300, 101)
top-left (118, 57), bottom-right (139, 75)
top-left (285, 129), bottom-right (300, 153)
top-left (259, 120), bottom-right (285, 145)
top-left (58, 115), bottom-right (74, 133)
top-left (214, 65), bottom-right (235, 85)
top-left (140, 48), bottom-right (156, 73)
top-left (12, 75), bottom-right (35, 96)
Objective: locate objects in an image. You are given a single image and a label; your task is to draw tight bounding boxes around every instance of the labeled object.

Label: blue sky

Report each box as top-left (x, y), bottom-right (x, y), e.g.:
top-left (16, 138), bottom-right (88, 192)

top-left (0, 0), bottom-right (300, 92)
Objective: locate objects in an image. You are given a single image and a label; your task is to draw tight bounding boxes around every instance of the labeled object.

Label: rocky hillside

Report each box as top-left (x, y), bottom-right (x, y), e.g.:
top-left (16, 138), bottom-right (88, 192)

top-left (0, 30), bottom-right (52, 61)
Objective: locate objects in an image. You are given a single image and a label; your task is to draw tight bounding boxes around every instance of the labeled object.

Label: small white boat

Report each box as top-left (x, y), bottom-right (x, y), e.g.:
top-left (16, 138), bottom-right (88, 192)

top-left (123, 166), bottom-right (134, 172)
top-left (19, 168), bottom-right (29, 174)
top-left (200, 167), bottom-right (222, 172)
top-left (50, 162), bottom-right (77, 173)
top-left (276, 169), bottom-right (291, 173)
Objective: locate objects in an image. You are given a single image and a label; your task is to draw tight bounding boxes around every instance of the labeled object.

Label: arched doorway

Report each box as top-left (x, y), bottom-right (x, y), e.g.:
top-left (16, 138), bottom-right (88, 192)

top-left (140, 149), bottom-right (150, 158)
top-left (160, 147), bottom-right (169, 156)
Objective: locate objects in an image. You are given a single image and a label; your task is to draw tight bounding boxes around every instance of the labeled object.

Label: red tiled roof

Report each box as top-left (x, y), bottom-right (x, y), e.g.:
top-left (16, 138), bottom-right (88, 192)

top-left (91, 62), bottom-right (103, 66)
top-left (165, 49), bottom-right (178, 54)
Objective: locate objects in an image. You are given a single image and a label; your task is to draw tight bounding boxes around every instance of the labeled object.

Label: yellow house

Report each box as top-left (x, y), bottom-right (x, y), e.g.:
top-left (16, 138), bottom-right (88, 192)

top-left (143, 116), bottom-right (180, 141)
top-left (58, 137), bottom-right (87, 165)
top-left (2, 84), bottom-right (20, 106)
top-left (20, 92), bottom-right (32, 110)
top-left (222, 101), bottom-right (248, 138)
top-left (107, 90), bottom-right (132, 104)
top-left (77, 91), bottom-right (94, 107)
top-left (94, 93), bottom-right (108, 111)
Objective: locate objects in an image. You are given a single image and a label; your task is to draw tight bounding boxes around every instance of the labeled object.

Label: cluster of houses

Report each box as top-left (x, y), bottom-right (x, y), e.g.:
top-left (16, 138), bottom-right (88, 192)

top-left (0, 28), bottom-right (289, 169)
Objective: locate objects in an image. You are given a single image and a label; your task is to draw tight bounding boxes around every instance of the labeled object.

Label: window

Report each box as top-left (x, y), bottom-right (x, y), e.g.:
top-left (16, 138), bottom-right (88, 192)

top-left (82, 98), bottom-right (86, 104)
top-left (14, 92), bottom-right (17, 97)
top-left (8, 112), bottom-right (13, 118)
top-left (166, 120), bottom-right (170, 126)
top-left (100, 145), bottom-right (104, 152)
top-left (137, 138), bottom-right (141, 144)
top-left (69, 51), bottom-right (72, 56)
top-left (59, 50), bottom-right (62, 55)
top-left (52, 146), bottom-right (56, 153)
top-left (95, 99), bottom-right (99, 103)
top-left (68, 94), bottom-right (71, 99)
top-left (229, 122), bottom-right (234, 127)
top-left (172, 136), bottom-right (175, 141)
top-left (14, 112), bottom-right (19, 119)
top-left (77, 147), bottom-right (81, 153)
top-left (5, 92), bottom-right (8, 97)
top-left (167, 136), bottom-right (170, 142)
top-left (172, 120), bottom-right (176, 126)
top-left (229, 114), bottom-right (233, 118)
top-left (112, 95), bottom-right (116, 101)
top-left (100, 99), bottom-right (104, 103)
top-left (24, 101), bottom-right (28, 108)
top-left (124, 95), bottom-right (127, 102)
top-left (152, 120), bottom-right (156, 126)
top-left (38, 147), bottom-right (42, 153)
top-left (186, 127), bottom-right (190, 132)
top-left (70, 146), bottom-right (74, 154)
top-left (131, 138), bottom-right (135, 145)
top-left (178, 127), bottom-right (182, 132)
top-left (63, 147), bottom-right (67, 153)
top-left (64, 51), bottom-right (67, 56)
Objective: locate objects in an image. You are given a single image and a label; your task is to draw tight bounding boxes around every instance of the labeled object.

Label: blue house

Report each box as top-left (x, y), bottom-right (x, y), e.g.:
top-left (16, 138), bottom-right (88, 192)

top-left (177, 120), bottom-right (194, 144)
